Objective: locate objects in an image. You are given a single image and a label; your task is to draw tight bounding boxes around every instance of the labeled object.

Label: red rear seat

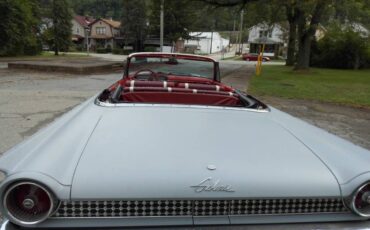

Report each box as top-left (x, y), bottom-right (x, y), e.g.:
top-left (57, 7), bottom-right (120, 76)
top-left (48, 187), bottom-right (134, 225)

top-left (122, 92), bottom-right (241, 107)
top-left (122, 87), bottom-right (238, 97)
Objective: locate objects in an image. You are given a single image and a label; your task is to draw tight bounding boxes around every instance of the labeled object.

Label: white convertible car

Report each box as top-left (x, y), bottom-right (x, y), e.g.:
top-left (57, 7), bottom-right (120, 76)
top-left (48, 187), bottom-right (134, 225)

top-left (1, 53), bottom-right (370, 229)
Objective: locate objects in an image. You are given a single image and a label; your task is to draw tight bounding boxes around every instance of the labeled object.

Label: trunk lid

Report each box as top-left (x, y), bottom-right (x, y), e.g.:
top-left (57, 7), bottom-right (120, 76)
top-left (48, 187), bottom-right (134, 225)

top-left (71, 106), bottom-right (340, 199)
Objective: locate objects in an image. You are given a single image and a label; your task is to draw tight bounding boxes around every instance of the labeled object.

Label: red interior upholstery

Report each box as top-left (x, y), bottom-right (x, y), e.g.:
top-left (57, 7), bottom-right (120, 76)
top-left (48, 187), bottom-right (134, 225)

top-left (119, 78), bottom-right (241, 107)
top-left (123, 87), bottom-right (238, 97)
top-left (122, 92), bottom-right (241, 106)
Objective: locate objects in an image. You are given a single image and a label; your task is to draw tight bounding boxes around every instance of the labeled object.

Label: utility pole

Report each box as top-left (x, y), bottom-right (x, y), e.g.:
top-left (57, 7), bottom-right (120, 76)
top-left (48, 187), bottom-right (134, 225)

top-left (238, 9), bottom-right (244, 54)
top-left (210, 19), bottom-right (216, 54)
top-left (85, 27), bottom-right (90, 56)
top-left (160, 0), bottom-right (164, 52)
top-left (210, 31), bottom-right (214, 54)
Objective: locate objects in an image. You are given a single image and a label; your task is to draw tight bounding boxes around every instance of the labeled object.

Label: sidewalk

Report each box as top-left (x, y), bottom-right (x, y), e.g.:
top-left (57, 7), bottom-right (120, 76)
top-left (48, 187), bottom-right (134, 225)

top-left (67, 52), bottom-right (127, 62)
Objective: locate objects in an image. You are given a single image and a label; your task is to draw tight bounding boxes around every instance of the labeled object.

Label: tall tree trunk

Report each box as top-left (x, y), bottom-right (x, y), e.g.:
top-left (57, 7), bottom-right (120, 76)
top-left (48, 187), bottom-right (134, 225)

top-left (54, 35), bottom-right (59, 55)
top-left (52, 0), bottom-right (58, 56)
top-left (294, 0), bottom-right (326, 70)
top-left (286, 22), bottom-right (297, 66)
top-left (295, 33), bottom-right (311, 70)
top-left (354, 54), bottom-right (360, 70)
top-left (285, 2), bottom-right (298, 66)
top-left (54, 28), bottom-right (59, 56)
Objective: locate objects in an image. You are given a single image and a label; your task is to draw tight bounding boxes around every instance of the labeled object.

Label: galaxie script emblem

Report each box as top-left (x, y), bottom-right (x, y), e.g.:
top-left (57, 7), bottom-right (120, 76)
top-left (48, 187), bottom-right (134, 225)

top-left (191, 177), bottom-right (235, 193)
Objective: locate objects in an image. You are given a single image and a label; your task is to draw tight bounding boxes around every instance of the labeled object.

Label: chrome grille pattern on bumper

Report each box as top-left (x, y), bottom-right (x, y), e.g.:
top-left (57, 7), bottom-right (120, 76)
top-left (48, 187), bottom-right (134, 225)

top-left (53, 198), bottom-right (349, 218)
top-left (230, 198), bottom-right (347, 215)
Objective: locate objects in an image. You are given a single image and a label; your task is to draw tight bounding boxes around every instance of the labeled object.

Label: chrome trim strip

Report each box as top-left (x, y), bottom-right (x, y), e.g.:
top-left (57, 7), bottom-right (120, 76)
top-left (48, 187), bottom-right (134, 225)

top-left (94, 98), bottom-right (270, 113)
top-left (49, 211), bottom-right (352, 219)
top-left (128, 52), bottom-right (217, 62)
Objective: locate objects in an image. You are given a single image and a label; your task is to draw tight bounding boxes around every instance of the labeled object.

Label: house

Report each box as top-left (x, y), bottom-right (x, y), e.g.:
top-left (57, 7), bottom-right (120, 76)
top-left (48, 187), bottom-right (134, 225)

top-left (184, 32), bottom-right (229, 54)
top-left (315, 24), bottom-right (327, 40)
top-left (247, 23), bottom-right (286, 58)
top-left (71, 15), bottom-right (94, 46)
top-left (350, 23), bottom-right (369, 37)
top-left (315, 23), bottom-right (369, 41)
top-left (89, 18), bottom-right (122, 50)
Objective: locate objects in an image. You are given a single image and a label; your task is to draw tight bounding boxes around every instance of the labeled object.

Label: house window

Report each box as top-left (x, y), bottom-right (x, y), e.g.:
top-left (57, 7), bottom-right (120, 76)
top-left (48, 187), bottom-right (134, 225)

top-left (96, 27), bottom-right (106, 35)
top-left (259, 30), bottom-right (268, 38)
top-left (76, 27), bottom-right (79, 34)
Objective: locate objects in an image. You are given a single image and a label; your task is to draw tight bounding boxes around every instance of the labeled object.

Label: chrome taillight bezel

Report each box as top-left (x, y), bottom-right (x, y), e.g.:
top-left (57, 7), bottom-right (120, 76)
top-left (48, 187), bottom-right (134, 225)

top-left (3, 181), bottom-right (57, 226)
top-left (351, 182), bottom-right (370, 217)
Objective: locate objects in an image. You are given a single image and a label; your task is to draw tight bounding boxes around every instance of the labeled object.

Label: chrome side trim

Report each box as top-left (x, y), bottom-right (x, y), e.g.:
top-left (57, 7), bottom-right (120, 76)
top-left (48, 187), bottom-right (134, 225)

top-left (128, 52), bottom-right (217, 62)
top-left (34, 215), bottom-right (370, 229)
top-left (94, 98), bottom-right (270, 113)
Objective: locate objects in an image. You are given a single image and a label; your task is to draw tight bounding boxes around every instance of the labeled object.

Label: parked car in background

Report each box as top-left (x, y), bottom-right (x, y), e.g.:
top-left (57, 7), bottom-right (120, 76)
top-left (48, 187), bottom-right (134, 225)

top-left (242, 53), bottom-right (270, 61)
top-left (1, 53), bottom-right (370, 229)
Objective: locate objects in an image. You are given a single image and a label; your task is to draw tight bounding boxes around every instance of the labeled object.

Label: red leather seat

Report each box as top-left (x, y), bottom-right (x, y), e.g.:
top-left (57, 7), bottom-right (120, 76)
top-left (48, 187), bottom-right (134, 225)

top-left (122, 87), bottom-right (237, 97)
top-left (122, 92), bottom-right (241, 106)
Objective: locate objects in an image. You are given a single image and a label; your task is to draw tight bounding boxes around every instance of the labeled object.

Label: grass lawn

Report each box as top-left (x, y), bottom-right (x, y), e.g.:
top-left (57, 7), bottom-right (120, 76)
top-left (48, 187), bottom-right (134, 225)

top-left (0, 51), bottom-right (89, 61)
top-left (249, 65), bottom-right (370, 108)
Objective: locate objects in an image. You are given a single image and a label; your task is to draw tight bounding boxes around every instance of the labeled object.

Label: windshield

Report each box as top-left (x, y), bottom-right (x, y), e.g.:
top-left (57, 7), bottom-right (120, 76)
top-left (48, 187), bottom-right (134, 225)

top-left (128, 57), bottom-right (214, 79)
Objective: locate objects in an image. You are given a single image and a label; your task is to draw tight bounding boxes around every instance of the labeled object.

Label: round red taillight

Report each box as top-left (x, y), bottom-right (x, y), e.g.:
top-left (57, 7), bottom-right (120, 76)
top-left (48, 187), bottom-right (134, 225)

top-left (352, 183), bottom-right (370, 217)
top-left (3, 182), bottom-right (56, 225)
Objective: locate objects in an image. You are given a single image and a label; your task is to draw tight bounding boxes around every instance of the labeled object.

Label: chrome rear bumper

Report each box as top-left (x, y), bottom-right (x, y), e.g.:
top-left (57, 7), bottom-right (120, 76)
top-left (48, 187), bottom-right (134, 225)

top-left (2, 219), bottom-right (370, 230)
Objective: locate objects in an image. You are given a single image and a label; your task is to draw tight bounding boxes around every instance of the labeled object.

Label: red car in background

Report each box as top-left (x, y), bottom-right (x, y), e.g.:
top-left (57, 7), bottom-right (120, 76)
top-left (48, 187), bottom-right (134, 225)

top-left (242, 53), bottom-right (271, 62)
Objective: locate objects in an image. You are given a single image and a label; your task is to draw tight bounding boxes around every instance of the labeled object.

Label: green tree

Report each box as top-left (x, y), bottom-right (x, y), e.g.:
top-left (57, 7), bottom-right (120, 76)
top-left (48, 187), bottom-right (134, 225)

top-left (333, 0), bottom-right (370, 28)
top-left (311, 23), bottom-right (370, 69)
top-left (120, 0), bottom-right (148, 52)
top-left (0, 0), bottom-right (42, 56)
top-left (50, 0), bottom-right (72, 55)
top-left (149, 0), bottom-right (196, 44)
top-left (69, 0), bottom-right (123, 20)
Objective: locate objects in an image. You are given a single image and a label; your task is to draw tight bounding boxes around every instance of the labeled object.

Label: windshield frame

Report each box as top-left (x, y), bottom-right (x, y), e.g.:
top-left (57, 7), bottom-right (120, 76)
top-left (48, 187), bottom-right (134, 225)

top-left (124, 52), bottom-right (220, 82)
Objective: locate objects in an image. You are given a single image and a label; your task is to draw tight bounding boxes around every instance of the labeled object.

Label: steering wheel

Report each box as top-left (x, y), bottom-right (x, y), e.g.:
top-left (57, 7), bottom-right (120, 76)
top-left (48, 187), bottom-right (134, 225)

top-left (132, 69), bottom-right (158, 80)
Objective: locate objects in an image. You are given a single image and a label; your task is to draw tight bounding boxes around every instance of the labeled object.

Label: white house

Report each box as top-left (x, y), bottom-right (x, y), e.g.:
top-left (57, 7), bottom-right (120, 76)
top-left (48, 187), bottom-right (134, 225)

top-left (184, 32), bottom-right (229, 54)
top-left (247, 23), bottom-right (286, 57)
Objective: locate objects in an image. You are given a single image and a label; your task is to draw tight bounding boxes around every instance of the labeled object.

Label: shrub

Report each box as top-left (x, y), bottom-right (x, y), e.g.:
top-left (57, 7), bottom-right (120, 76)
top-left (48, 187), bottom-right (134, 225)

top-left (23, 38), bottom-right (42, 56)
top-left (96, 48), bottom-right (108, 53)
top-left (68, 44), bottom-right (78, 52)
top-left (122, 50), bottom-right (133, 55)
top-left (311, 23), bottom-right (370, 69)
top-left (144, 46), bottom-right (157, 52)
top-left (106, 45), bottom-right (112, 53)
top-left (112, 48), bottom-right (123, 54)
top-left (76, 44), bottom-right (84, 52)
